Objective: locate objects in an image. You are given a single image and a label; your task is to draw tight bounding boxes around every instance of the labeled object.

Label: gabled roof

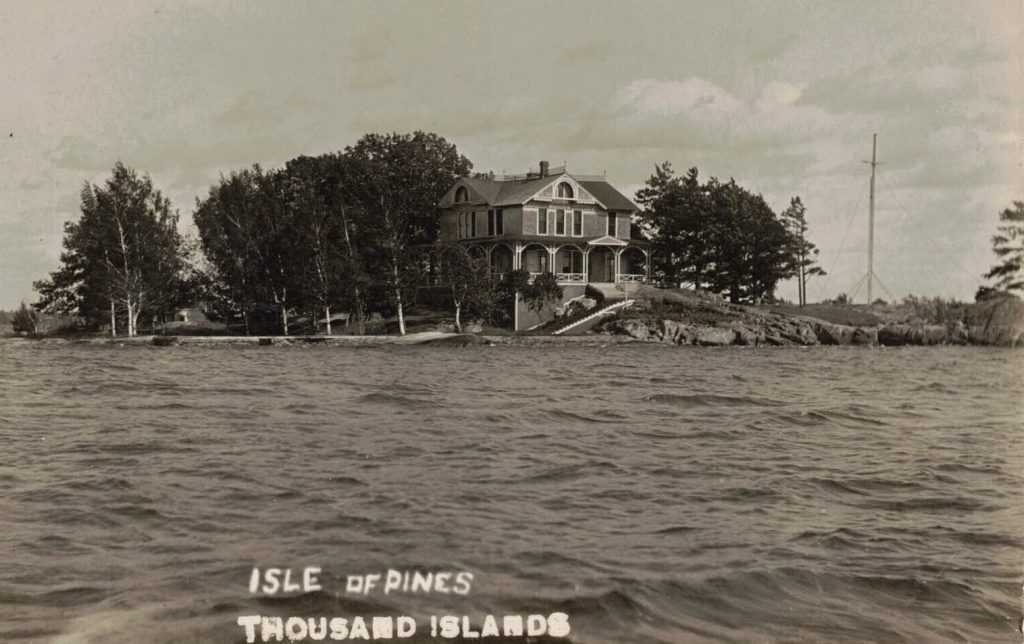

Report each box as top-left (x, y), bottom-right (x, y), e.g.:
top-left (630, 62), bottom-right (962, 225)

top-left (586, 235), bottom-right (627, 246)
top-left (491, 175), bottom-right (561, 206)
top-left (443, 171), bottom-right (638, 211)
top-left (459, 176), bottom-right (502, 204)
top-left (577, 180), bottom-right (638, 212)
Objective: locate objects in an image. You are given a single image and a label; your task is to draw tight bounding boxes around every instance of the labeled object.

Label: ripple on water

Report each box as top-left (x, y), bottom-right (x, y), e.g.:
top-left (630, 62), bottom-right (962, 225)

top-left (0, 342), bottom-right (1020, 644)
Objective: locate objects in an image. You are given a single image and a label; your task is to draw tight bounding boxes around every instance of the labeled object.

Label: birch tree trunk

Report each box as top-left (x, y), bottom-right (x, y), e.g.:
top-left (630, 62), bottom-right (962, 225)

top-left (393, 260), bottom-right (405, 335)
top-left (325, 305), bottom-right (332, 335)
top-left (125, 297), bottom-right (135, 337)
top-left (339, 204), bottom-right (366, 335)
top-left (352, 286), bottom-right (365, 335)
top-left (110, 299), bottom-right (117, 337)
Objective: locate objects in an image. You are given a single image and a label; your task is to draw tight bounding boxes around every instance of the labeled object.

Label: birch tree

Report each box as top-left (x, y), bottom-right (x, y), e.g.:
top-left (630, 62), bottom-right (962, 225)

top-left (344, 132), bottom-right (471, 335)
top-left (433, 242), bottom-right (490, 332)
top-left (194, 166), bottom-right (297, 334)
top-left (34, 163), bottom-right (185, 335)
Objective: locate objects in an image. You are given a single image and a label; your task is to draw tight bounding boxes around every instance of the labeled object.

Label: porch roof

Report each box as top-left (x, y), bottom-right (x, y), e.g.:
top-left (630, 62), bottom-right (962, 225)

top-left (459, 234), bottom-right (650, 247)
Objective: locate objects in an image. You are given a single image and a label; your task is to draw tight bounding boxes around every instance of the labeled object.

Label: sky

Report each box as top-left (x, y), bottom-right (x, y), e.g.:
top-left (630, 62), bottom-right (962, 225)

top-left (1, 0), bottom-right (1021, 309)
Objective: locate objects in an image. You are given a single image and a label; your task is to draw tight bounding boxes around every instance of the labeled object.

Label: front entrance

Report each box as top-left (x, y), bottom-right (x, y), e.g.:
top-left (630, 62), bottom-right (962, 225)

top-left (588, 247), bottom-right (615, 282)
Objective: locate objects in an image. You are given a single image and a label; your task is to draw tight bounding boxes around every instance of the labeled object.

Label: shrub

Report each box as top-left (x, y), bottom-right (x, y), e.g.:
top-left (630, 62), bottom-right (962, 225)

top-left (900, 295), bottom-right (968, 326)
top-left (11, 302), bottom-right (39, 336)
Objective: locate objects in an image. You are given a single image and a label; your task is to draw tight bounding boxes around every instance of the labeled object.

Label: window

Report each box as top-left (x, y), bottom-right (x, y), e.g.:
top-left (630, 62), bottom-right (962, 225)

top-left (573, 210), bottom-right (582, 236)
top-left (460, 212), bottom-right (476, 238)
top-left (537, 208), bottom-right (549, 235)
top-left (556, 182), bottom-right (574, 199)
top-left (555, 209), bottom-right (566, 235)
top-left (607, 212), bottom-right (616, 236)
top-left (454, 186), bottom-right (469, 203)
top-left (487, 209), bottom-right (504, 236)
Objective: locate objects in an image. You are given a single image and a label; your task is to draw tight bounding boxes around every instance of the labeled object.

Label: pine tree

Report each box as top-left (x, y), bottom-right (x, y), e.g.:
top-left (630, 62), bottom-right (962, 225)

top-left (635, 164), bottom-right (713, 289)
top-left (780, 197), bottom-right (826, 306)
top-left (983, 201), bottom-right (1024, 294)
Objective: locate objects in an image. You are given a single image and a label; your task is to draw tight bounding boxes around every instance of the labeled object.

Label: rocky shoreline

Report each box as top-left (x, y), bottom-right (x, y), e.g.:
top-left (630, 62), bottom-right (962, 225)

top-left (7, 291), bottom-right (1022, 348)
top-left (597, 291), bottom-right (1024, 347)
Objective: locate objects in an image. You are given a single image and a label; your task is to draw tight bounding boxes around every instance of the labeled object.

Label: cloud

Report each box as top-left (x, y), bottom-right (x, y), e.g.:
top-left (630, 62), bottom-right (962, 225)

top-left (613, 78), bottom-right (745, 118)
top-left (756, 81), bottom-right (804, 110)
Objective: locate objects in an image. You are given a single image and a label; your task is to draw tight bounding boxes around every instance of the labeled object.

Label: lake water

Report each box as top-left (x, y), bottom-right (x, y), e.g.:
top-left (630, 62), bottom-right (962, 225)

top-left (1, 341), bottom-right (1021, 643)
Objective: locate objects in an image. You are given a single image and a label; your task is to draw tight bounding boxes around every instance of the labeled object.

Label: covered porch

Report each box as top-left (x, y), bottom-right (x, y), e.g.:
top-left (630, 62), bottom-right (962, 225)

top-left (513, 237), bottom-right (650, 285)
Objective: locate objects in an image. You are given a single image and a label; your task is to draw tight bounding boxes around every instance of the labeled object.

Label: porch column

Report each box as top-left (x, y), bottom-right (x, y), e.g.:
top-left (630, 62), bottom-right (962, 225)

top-left (613, 248), bottom-right (624, 283)
top-left (547, 244), bottom-right (556, 274)
top-left (583, 247), bottom-right (590, 283)
top-left (513, 242), bottom-right (522, 270)
top-left (643, 249), bottom-right (651, 283)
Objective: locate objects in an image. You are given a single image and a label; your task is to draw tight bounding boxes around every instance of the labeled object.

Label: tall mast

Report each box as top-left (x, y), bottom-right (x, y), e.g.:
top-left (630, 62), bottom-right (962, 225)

top-left (866, 133), bottom-right (878, 303)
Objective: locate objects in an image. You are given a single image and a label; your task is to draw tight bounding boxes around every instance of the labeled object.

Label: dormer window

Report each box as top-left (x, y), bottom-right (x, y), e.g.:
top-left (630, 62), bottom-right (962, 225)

top-left (556, 182), bottom-right (574, 199)
top-left (454, 186), bottom-right (469, 203)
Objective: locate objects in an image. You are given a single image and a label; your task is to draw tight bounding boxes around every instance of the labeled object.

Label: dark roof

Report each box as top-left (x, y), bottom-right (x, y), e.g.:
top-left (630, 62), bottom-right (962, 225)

top-left (460, 176), bottom-right (502, 203)
top-left (454, 172), bottom-right (637, 211)
top-left (577, 180), bottom-right (638, 211)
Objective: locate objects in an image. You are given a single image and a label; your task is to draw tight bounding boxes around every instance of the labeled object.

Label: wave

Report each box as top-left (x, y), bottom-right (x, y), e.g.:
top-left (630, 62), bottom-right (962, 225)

top-left (355, 392), bottom-right (441, 410)
top-left (644, 393), bottom-right (782, 407)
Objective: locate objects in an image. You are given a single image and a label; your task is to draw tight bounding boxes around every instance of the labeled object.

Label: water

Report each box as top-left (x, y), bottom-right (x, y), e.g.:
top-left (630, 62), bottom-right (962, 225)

top-left (1, 341), bottom-right (1021, 643)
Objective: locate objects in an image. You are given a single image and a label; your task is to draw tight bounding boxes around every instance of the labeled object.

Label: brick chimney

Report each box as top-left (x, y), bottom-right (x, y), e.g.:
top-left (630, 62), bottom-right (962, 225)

top-left (539, 160), bottom-right (549, 177)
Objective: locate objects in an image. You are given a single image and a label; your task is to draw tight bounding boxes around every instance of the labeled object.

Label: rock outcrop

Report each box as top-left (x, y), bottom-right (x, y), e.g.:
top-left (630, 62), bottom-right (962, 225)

top-left (966, 297), bottom-right (1024, 346)
top-left (596, 292), bottom-right (1024, 347)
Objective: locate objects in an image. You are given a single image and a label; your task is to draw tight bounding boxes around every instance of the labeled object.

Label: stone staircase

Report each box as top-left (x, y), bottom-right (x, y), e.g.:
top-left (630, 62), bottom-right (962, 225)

top-left (552, 299), bottom-right (635, 336)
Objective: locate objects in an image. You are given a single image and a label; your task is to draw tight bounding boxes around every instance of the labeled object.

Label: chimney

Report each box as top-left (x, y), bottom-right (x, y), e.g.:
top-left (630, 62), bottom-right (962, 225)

top-left (539, 160), bottom-right (549, 177)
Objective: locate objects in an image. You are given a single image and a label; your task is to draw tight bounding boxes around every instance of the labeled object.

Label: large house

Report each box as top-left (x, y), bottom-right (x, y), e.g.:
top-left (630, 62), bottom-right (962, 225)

top-left (437, 161), bottom-right (651, 330)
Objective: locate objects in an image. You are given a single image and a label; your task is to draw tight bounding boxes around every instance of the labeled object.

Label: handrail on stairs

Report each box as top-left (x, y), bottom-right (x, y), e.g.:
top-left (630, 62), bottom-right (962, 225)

top-left (551, 299), bottom-right (634, 336)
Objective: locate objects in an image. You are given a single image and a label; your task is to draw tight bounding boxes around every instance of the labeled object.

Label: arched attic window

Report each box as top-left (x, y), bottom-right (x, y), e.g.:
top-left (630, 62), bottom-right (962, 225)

top-left (556, 182), bottom-right (575, 199)
top-left (454, 186), bottom-right (469, 203)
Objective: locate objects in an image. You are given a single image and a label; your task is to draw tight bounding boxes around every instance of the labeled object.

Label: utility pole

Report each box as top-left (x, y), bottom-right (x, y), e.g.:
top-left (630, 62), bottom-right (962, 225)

top-left (864, 133), bottom-right (879, 304)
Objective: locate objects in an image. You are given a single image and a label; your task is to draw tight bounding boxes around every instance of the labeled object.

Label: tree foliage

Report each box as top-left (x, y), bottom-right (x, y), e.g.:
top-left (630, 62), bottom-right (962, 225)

top-left (343, 132), bottom-right (471, 334)
top-left (11, 302), bottom-right (39, 336)
top-left (635, 163), bottom-right (712, 289)
top-left (522, 271), bottom-right (564, 314)
top-left (432, 242), bottom-right (491, 332)
top-left (192, 132), bottom-right (470, 335)
top-left (780, 196), bottom-right (826, 306)
top-left (33, 163), bottom-right (186, 336)
top-left (636, 164), bottom-right (812, 303)
top-left (982, 201), bottom-right (1024, 295)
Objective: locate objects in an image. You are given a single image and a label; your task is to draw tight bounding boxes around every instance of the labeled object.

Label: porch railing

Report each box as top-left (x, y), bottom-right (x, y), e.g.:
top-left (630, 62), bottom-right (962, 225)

top-left (556, 272), bottom-right (586, 284)
top-left (617, 274), bottom-right (645, 284)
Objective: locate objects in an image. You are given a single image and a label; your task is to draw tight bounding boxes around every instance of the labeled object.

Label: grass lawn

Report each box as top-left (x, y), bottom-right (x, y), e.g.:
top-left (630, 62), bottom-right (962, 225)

top-left (767, 304), bottom-right (881, 327)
